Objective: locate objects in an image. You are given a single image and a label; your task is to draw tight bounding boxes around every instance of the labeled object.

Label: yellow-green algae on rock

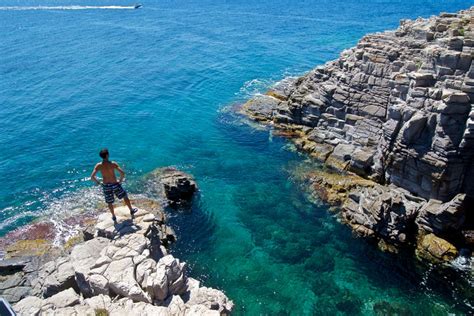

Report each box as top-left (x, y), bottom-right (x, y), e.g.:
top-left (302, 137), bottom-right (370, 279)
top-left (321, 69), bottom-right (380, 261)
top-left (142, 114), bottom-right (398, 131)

top-left (416, 233), bottom-right (459, 263)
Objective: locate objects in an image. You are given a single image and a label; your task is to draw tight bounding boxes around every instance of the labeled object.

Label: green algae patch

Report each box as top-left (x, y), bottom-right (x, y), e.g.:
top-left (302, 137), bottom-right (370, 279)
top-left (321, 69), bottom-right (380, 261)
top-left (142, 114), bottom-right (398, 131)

top-left (265, 90), bottom-right (287, 101)
top-left (304, 169), bottom-right (376, 206)
top-left (64, 234), bottom-right (84, 250)
top-left (5, 239), bottom-right (52, 258)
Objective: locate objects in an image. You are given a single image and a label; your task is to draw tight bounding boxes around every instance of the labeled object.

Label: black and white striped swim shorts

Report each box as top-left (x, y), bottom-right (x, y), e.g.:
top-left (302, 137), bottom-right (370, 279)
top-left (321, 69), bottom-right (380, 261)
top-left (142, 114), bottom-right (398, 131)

top-left (102, 182), bottom-right (127, 204)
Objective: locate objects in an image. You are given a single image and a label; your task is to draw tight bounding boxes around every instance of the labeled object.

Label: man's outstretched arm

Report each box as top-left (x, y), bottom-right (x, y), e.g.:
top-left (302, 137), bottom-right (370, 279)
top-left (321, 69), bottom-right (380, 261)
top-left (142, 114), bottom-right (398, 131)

top-left (114, 162), bottom-right (125, 183)
top-left (90, 164), bottom-right (101, 185)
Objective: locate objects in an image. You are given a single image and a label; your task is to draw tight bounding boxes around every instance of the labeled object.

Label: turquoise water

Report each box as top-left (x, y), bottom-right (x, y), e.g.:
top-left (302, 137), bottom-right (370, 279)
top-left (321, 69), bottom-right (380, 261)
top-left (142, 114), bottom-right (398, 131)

top-left (1, 0), bottom-right (474, 313)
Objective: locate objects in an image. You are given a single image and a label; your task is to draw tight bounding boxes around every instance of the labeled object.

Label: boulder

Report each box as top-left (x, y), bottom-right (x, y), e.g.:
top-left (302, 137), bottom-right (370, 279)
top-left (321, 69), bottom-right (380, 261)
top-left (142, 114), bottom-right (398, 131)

top-left (32, 256), bottom-right (76, 298)
top-left (70, 237), bottom-right (111, 297)
top-left (326, 143), bottom-right (357, 170)
top-left (44, 288), bottom-right (80, 309)
top-left (95, 206), bottom-right (157, 239)
top-left (241, 94), bottom-right (281, 122)
top-left (401, 113), bottom-right (427, 144)
top-left (0, 257), bottom-right (31, 274)
top-left (183, 285), bottom-right (234, 315)
top-left (12, 296), bottom-right (43, 315)
top-left (416, 233), bottom-right (458, 263)
top-left (144, 168), bottom-right (198, 208)
top-left (349, 147), bottom-right (375, 176)
top-left (1, 286), bottom-right (31, 304)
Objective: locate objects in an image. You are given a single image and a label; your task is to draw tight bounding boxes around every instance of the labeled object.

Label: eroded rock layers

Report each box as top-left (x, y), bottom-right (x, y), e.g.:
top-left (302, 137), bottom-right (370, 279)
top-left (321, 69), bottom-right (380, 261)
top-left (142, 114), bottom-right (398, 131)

top-left (244, 8), bottom-right (474, 260)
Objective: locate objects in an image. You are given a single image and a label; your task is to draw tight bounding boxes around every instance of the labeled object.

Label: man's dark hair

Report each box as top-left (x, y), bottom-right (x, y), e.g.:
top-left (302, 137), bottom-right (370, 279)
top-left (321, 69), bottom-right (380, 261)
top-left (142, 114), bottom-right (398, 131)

top-left (99, 148), bottom-right (109, 159)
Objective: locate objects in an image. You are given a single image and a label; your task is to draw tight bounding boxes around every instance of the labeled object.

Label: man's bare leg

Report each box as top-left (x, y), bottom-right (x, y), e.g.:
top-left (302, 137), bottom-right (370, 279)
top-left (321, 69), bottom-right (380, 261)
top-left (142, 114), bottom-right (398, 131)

top-left (108, 203), bottom-right (117, 221)
top-left (124, 196), bottom-right (137, 217)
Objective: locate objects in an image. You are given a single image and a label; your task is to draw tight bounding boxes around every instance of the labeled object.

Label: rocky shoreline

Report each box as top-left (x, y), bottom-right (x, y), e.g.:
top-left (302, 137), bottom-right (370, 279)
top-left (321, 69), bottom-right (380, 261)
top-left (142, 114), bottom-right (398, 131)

top-left (0, 168), bottom-right (234, 315)
top-left (242, 7), bottom-right (474, 267)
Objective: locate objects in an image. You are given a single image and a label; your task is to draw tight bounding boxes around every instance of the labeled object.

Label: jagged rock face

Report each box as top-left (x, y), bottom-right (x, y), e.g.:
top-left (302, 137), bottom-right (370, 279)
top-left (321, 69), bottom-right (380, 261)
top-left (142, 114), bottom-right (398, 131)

top-left (342, 185), bottom-right (424, 244)
top-left (416, 193), bottom-right (467, 235)
top-left (11, 206), bottom-right (234, 315)
top-left (244, 7), bottom-right (474, 203)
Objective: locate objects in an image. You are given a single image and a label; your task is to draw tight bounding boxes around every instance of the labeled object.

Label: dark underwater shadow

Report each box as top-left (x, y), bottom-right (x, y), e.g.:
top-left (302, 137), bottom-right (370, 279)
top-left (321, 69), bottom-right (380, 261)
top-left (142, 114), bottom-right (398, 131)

top-left (165, 193), bottom-right (218, 271)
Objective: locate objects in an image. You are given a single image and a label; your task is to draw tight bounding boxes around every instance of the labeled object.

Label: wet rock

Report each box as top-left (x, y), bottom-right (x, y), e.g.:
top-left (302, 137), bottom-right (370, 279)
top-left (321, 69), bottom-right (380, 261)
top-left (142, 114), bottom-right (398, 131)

top-left (302, 169), bottom-right (376, 206)
top-left (416, 233), bottom-right (458, 263)
top-left (144, 167), bottom-right (198, 208)
top-left (342, 185), bottom-right (423, 243)
top-left (5, 240), bottom-right (52, 259)
top-left (242, 94), bottom-right (280, 122)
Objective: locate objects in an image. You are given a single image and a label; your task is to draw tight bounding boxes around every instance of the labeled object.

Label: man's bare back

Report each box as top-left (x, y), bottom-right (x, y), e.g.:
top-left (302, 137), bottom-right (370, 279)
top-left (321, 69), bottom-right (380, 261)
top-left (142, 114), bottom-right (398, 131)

top-left (93, 161), bottom-right (121, 184)
top-left (90, 148), bottom-right (137, 221)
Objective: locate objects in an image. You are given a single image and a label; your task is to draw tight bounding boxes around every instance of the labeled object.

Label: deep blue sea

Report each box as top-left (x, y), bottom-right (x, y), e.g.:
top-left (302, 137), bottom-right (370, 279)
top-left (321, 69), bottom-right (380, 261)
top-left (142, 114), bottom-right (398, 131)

top-left (1, 0), bottom-right (474, 314)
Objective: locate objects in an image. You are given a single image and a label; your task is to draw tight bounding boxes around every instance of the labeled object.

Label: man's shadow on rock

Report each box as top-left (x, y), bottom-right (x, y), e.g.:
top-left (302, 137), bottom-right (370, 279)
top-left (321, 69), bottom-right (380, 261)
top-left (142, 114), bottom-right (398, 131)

top-left (112, 219), bottom-right (142, 238)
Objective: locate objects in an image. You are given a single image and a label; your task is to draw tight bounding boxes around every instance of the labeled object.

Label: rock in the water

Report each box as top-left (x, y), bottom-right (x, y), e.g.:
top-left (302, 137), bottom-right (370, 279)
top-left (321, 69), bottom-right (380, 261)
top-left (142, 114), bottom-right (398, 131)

top-left (183, 283), bottom-right (234, 315)
top-left (144, 167), bottom-right (198, 208)
top-left (342, 184), bottom-right (423, 243)
top-left (5, 239), bottom-right (52, 259)
top-left (416, 233), bottom-right (458, 263)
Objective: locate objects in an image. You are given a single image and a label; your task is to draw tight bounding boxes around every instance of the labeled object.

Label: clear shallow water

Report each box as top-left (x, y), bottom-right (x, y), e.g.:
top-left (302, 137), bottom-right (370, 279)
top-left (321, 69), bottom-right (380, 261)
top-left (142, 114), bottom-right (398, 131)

top-left (1, 0), bottom-right (473, 314)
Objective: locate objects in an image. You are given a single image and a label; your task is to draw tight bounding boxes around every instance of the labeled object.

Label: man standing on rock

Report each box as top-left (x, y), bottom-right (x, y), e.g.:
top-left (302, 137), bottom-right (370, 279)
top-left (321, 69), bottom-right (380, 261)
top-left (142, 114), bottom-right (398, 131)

top-left (91, 148), bottom-right (137, 222)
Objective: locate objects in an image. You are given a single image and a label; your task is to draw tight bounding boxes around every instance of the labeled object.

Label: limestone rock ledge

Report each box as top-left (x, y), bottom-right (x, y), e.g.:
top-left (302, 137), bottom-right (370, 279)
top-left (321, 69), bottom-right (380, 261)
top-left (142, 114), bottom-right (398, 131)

top-left (243, 7), bottom-right (474, 264)
top-left (11, 206), bottom-right (233, 315)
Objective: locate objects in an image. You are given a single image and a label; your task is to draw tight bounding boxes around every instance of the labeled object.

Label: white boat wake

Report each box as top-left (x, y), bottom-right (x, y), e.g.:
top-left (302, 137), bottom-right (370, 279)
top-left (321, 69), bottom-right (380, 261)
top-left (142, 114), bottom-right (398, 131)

top-left (0, 5), bottom-right (136, 11)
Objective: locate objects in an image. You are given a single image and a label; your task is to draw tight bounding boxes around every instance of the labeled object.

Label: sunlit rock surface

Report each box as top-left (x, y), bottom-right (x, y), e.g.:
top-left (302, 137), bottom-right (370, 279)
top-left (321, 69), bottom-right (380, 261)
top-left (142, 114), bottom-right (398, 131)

top-left (243, 7), bottom-right (474, 263)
